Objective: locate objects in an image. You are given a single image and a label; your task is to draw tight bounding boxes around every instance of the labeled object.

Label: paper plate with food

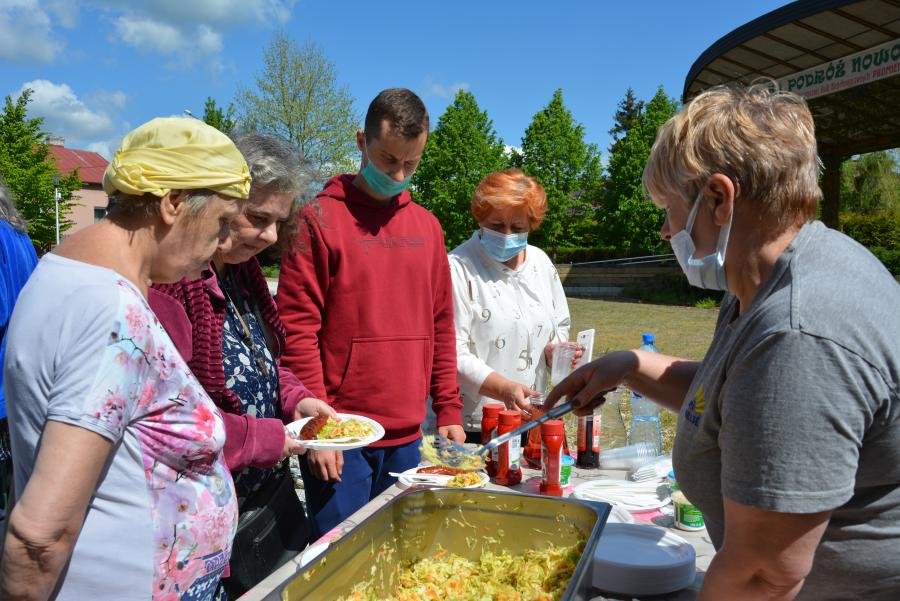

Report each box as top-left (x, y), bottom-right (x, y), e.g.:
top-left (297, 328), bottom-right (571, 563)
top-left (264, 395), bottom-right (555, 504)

top-left (393, 465), bottom-right (489, 490)
top-left (287, 413), bottom-right (385, 451)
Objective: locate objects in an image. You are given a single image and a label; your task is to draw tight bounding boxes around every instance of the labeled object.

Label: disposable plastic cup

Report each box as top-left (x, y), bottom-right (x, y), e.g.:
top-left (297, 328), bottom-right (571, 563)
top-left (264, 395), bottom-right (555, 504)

top-left (551, 343), bottom-right (579, 386)
top-left (598, 442), bottom-right (657, 470)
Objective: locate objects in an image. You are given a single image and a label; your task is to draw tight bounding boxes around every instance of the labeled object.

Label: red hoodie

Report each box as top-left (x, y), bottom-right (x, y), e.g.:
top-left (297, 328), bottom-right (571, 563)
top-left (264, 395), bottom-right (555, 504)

top-left (277, 174), bottom-right (462, 446)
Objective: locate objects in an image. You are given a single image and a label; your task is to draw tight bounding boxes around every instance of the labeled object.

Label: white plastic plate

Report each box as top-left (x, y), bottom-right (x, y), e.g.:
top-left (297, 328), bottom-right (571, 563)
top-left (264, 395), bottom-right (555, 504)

top-left (286, 413), bottom-right (385, 451)
top-left (592, 523), bottom-right (695, 596)
top-left (395, 466), bottom-right (489, 490)
top-left (572, 479), bottom-right (671, 512)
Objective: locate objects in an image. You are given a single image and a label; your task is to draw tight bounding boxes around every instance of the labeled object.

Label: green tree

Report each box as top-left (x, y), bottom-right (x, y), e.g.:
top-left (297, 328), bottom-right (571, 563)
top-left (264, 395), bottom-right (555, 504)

top-left (0, 88), bottom-right (81, 253)
top-left (517, 89), bottom-right (603, 253)
top-left (840, 150), bottom-right (900, 215)
top-left (411, 90), bottom-right (508, 248)
top-left (601, 86), bottom-right (679, 255)
top-left (202, 97), bottom-right (236, 134)
top-left (236, 33), bottom-right (360, 177)
top-left (608, 87), bottom-right (644, 156)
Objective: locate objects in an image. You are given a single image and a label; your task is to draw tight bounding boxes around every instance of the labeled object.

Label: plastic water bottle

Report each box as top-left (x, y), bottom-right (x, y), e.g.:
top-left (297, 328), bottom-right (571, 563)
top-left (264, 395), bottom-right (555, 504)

top-left (627, 333), bottom-right (663, 456)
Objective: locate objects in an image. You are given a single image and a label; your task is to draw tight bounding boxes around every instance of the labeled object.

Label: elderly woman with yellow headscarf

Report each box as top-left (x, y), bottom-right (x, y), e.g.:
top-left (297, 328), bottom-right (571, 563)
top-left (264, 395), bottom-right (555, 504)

top-left (1, 118), bottom-right (250, 601)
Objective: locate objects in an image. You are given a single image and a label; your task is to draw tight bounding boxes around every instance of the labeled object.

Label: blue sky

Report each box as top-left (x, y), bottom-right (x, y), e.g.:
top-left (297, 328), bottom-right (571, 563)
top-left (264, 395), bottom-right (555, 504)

top-left (0, 1), bottom-right (790, 161)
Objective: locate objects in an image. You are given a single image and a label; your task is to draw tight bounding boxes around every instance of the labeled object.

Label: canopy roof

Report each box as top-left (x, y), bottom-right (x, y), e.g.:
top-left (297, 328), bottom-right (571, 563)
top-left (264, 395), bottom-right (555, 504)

top-left (684, 0), bottom-right (900, 158)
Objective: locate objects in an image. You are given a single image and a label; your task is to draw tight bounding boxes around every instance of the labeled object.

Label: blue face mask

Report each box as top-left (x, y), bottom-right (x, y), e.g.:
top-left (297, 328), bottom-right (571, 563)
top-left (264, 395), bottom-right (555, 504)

top-left (360, 150), bottom-right (411, 198)
top-left (479, 227), bottom-right (528, 262)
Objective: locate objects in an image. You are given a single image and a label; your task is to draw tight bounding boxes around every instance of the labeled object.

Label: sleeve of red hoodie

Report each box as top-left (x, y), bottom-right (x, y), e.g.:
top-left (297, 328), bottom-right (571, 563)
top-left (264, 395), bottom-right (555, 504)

top-left (276, 206), bottom-right (330, 401)
top-left (428, 222), bottom-right (464, 427)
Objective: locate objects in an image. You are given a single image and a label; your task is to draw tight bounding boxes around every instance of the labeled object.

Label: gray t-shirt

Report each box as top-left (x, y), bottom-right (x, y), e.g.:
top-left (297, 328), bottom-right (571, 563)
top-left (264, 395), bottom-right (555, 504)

top-left (673, 221), bottom-right (900, 600)
top-left (5, 255), bottom-right (237, 600)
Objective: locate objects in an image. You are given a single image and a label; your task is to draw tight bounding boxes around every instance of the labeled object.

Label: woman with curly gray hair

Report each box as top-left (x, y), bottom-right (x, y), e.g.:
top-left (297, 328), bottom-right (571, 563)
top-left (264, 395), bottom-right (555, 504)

top-left (150, 132), bottom-right (333, 598)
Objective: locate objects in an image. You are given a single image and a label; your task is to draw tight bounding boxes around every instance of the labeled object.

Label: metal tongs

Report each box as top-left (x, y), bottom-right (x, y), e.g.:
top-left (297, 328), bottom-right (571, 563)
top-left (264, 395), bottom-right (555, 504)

top-left (432, 400), bottom-right (577, 468)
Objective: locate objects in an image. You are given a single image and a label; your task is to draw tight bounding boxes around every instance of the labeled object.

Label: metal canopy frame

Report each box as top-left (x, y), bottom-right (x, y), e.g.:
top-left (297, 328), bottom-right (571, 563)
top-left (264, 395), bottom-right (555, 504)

top-left (682, 0), bottom-right (900, 227)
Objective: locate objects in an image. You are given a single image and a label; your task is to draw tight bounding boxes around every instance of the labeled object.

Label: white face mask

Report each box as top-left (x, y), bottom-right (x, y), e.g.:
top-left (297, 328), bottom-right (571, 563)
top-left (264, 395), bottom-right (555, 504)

top-left (670, 192), bottom-right (733, 291)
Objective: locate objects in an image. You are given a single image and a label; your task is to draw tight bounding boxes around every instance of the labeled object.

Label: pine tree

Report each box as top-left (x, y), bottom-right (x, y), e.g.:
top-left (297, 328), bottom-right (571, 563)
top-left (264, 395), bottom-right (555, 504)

top-left (202, 97), bottom-right (236, 134)
top-left (608, 87), bottom-right (644, 155)
top-left (601, 86), bottom-right (679, 255)
top-left (411, 90), bottom-right (508, 249)
top-left (518, 89), bottom-right (603, 253)
top-left (0, 89), bottom-right (81, 252)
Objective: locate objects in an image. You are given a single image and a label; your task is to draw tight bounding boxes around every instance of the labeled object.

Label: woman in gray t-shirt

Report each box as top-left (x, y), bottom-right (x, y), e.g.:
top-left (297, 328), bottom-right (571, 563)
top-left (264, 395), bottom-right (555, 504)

top-left (545, 85), bottom-right (900, 600)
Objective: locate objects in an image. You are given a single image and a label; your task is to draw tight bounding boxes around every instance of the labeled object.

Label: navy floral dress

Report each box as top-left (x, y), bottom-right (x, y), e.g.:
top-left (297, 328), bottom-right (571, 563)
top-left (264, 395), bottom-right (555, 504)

top-left (221, 292), bottom-right (280, 504)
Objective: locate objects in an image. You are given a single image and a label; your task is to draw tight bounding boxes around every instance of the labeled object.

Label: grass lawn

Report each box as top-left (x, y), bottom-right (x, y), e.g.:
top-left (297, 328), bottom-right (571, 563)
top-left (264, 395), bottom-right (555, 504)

top-left (562, 297), bottom-right (719, 454)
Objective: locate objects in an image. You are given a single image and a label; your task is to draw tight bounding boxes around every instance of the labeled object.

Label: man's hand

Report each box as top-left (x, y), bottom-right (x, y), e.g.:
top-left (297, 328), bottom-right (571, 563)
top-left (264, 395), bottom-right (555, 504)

top-left (306, 449), bottom-right (343, 482)
top-left (438, 424), bottom-right (466, 444)
top-left (293, 397), bottom-right (338, 422)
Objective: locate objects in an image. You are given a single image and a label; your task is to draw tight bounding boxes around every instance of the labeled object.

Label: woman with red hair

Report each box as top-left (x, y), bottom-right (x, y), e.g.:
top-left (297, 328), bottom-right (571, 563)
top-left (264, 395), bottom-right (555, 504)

top-left (449, 169), bottom-right (578, 441)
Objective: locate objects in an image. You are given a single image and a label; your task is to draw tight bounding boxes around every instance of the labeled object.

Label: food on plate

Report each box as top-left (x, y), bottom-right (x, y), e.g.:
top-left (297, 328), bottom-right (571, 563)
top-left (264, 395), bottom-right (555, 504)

top-left (419, 435), bottom-right (485, 471)
top-left (299, 414), bottom-right (328, 440)
top-left (445, 471), bottom-right (483, 488)
top-left (299, 416), bottom-right (374, 441)
top-left (416, 465), bottom-right (470, 476)
top-left (336, 538), bottom-right (585, 601)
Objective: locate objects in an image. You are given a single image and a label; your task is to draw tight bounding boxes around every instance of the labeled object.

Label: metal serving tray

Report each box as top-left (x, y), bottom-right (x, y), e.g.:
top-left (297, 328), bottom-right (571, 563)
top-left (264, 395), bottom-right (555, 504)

top-left (264, 488), bottom-right (611, 601)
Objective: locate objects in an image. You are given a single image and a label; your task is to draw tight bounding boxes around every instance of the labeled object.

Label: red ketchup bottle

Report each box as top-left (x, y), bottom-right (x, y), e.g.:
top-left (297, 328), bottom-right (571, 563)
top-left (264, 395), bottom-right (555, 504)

top-left (576, 413), bottom-right (601, 468)
top-left (494, 410), bottom-right (523, 486)
top-left (480, 403), bottom-right (505, 477)
top-left (540, 420), bottom-right (565, 496)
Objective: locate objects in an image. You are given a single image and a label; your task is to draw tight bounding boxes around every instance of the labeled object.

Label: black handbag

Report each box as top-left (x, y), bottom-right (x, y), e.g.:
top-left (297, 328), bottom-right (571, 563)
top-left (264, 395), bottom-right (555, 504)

top-left (224, 461), bottom-right (311, 598)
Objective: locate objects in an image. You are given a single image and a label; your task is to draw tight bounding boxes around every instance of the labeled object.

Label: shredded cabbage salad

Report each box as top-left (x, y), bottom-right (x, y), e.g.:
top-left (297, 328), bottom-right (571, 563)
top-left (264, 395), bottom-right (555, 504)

top-left (318, 418), bottom-right (373, 440)
top-left (336, 537), bottom-right (585, 601)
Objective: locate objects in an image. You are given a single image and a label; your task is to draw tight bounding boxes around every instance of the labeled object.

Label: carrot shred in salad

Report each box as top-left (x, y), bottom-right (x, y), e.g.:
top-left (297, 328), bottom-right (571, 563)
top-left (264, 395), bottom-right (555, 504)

top-left (336, 538), bottom-right (585, 601)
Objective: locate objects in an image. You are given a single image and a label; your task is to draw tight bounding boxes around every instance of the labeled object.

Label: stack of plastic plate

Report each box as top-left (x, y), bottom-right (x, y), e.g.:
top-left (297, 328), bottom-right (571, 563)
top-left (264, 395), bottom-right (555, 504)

top-left (592, 523), bottom-right (695, 596)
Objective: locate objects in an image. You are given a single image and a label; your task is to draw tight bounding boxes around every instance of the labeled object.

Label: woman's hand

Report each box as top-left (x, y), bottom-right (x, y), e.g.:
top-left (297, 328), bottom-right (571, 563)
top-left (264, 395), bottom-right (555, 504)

top-left (293, 397), bottom-right (338, 422)
top-left (479, 372), bottom-right (539, 415)
top-left (281, 429), bottom-right (307, 460)
top-left (544, 351), bottom-right (637, 415)
top-left (543, 342), bottom-right (584, 368)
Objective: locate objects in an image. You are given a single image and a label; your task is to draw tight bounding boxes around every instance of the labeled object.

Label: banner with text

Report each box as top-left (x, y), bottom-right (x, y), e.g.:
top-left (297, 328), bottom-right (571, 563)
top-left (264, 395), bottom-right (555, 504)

top-left (777, 37), bottom-right (900, 100)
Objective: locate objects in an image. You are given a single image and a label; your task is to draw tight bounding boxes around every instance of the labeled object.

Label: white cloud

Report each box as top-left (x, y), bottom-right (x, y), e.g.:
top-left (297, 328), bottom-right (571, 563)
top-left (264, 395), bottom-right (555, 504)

top-left (0, 0), bottom-right (63, 63)
top-left (424, 81), bottom-right (471, 100)
top-left (93, 0), bottom-right (294, 27)
top-left (46, 0), bottom-right (79, 28)
top-left (504, 145), bottom-right (522, 157)
top-left (113, 15), bottom-right (225, 59)
top-left (17, 80), bottom-right (127, 158)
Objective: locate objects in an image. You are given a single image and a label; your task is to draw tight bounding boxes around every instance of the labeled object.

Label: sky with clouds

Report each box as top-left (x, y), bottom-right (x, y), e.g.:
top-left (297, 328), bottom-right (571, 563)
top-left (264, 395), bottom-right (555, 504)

top-left (0, 1), bottom-right (791, 161)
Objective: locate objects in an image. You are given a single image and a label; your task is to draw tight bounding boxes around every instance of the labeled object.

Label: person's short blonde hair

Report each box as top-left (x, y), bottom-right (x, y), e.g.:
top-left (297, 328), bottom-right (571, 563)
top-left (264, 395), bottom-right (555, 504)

top-left (643, 84), bottom-right (821, 227)
top-left (471, 169), bottom-right (547, 230)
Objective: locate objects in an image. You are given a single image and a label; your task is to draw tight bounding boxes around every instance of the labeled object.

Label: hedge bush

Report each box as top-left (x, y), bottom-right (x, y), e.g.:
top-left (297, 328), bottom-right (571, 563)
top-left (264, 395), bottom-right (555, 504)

top-left (842, 212), bottom-right (900, 250)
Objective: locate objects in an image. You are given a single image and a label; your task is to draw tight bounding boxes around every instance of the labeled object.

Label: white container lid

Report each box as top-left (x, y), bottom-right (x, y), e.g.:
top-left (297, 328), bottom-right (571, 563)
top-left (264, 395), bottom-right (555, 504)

top-left (592, 523), bottom-right (695, 596)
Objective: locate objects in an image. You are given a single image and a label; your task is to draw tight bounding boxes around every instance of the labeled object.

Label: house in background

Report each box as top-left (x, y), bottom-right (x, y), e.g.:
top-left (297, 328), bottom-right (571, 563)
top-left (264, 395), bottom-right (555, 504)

top-left (47, 136), bottom-right (109, 236)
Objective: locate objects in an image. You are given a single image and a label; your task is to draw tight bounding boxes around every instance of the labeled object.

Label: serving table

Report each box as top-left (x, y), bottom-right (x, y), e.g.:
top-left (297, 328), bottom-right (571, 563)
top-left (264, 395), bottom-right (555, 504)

top-left (242, 457), bottom-right (715, 601)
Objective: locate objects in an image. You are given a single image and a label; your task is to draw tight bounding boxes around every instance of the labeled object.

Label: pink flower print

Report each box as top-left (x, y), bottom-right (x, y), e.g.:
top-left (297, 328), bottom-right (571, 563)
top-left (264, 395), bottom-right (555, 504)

top-left (125, 303), bottom-right (147, 334)
top-left (192, 403), bottom-right (217, 439)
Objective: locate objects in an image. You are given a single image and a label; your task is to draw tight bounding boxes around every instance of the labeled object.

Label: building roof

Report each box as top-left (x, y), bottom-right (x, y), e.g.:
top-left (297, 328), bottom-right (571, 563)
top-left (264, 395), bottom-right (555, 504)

top-left (683, 0), bottom-right (900, 158)
top-left (48, 144), bottom-right (109, 185)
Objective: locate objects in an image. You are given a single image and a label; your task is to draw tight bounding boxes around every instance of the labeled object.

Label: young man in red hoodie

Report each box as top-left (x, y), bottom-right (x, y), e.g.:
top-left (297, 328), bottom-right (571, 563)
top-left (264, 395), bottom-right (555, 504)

top-left (277, 88), bottom-right (465, 537)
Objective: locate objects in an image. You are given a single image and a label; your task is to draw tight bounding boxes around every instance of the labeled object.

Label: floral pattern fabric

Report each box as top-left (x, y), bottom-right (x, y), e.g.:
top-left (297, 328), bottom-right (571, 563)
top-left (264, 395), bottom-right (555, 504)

top-left (83, 279), bottom-right (238, 600)
top-left (221, 301), bottom-right (279, 503)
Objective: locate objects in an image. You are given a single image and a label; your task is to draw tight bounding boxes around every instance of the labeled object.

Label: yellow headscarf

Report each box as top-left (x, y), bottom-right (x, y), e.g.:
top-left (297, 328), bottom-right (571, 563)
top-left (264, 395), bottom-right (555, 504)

top-left (103, 117), bottom-right (251, 199)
